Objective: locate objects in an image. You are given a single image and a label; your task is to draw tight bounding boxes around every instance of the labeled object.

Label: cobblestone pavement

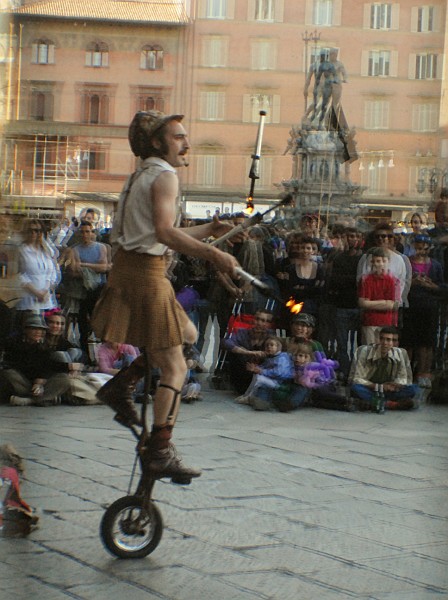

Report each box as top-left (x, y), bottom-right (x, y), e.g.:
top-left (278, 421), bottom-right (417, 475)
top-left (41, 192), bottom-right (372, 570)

top-left (1, 387), bottom-right (447, 600)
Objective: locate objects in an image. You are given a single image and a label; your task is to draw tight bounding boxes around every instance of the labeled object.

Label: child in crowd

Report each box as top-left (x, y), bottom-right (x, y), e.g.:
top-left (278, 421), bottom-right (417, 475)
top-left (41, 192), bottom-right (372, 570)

top-left (235, 336), bottom-right (293, 410)
top-left (272, 342), bottom-right (314, 412)
top-left (181, 343), bottom-right (202, 403)
top-left (358, 247), bottom-right (400, 345)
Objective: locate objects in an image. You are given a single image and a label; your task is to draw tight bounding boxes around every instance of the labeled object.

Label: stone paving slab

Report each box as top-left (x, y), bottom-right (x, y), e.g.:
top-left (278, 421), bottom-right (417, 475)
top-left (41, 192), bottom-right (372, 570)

top-left (1, 391), bottom-right (447, 599)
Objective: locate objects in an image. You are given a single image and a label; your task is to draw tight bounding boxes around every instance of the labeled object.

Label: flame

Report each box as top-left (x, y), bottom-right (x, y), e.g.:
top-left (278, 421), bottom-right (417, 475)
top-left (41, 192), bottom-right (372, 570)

top-left (245, 196), bottom-right (254, 214)
top-left (286, 297), bottom-right (304, 314)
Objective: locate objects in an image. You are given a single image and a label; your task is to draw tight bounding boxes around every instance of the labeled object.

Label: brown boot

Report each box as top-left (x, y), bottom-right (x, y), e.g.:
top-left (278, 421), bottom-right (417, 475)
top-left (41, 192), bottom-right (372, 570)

top-left (142, 424), bottom-right (202, 484)
top-left (96, 357), bottom-right (146, 427)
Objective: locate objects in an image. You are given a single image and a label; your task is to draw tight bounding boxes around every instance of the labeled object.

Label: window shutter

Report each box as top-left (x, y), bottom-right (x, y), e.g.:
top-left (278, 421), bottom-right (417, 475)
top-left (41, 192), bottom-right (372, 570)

top-left (363, 3), bottom-right (371, 28)
top-left (242, 94), bottom-right (251, 122)
top-left (272, 94), bottom-right (281, 123)
top-left (389, 50), bottom-right (398, 77)
top-left (247, 0), bottom-right (255, 21)
top-left (103, 52), bottom-right (109, 67)
top-left (227, 0), bottom-right (235, 19)
top-left (333, 0), bottom-right (342, 25)
top-left (218, 92), bottom-right (225, 120)
top-left (361, 50), bottom-right (369, 76)
top-left (410, 7), bottom-right (418, 32)
top-left (436, 54), bottom-right (443, 79)
top-left (432, 7), bottom-right (440, 32)
top-left (31, 42), bottom-right (38, 63)
top-left (197, 0), bottom-right (206, 18)
top-left (274, 0), bottom-right (284, 22)
top-left (48, 44), bottom-right (55, 64)
top-left (408, 53), bottom-right (416, 79)
top-left (304, 0), bottom-right (313, 25)
top-left (390, 4), bottom-right (399, 30)
top-left (140, 51), bottom-right (146, 69)
top-left (45, 93), bottom-right (54, 120)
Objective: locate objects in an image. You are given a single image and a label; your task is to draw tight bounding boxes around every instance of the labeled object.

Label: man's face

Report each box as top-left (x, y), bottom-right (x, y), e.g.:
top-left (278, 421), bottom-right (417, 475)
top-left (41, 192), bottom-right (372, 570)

top-left (374, 230), bottom-right (394, 249)
top-left (346, 232), bottom-right (359, 249)
top-left (379, 333), bottom-right (395, 354)
top-left (253, 312), bottom-right (273, 332)
top-left (371, 255), bottom-right (388, 274)
top-left (160, 120), bottom-right (190, 168)
top-left (84, 212), bottom-right (96, 225)
top-left (80, 225), bottom-right (94, 243)
top-left (25, 327), bottom-right (45, 344)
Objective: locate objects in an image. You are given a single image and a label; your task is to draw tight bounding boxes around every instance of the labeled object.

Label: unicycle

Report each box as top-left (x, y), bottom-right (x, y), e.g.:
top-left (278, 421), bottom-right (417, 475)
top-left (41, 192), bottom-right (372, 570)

top-left (100, 367), bottom-right (163, 559)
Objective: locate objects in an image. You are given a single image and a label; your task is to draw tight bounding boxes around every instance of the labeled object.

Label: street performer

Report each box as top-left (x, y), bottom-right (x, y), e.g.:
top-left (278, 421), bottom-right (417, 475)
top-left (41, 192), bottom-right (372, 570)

top-left (92, 110), bottom-right (239, 483)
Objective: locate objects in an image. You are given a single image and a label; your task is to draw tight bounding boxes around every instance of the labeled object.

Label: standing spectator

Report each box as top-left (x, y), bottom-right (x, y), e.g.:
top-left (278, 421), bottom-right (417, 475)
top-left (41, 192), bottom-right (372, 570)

top-left (429, 189), bottom-right (448, 283)
top-left (358, 248), bottom-right (400, 344)
top-left (349, 326), bottom-right (418, 410)
top-left (283, 236), bottom-right (325, 318)
top-left (328, 227), bottom-right (362, 380)
top-left (68, 221), bottom-right (108, 355)
top-left (402, 234), bottom-right (444, 388)
top-left (15, 219), bottom-right (59, 329)
top-left (403, 212), bottom-right (428, 257)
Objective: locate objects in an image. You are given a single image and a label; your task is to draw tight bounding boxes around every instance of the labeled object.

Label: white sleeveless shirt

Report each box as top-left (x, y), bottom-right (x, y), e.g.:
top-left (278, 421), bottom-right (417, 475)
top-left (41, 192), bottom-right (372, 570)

top-left (111, 157), bottom-right (179, 255)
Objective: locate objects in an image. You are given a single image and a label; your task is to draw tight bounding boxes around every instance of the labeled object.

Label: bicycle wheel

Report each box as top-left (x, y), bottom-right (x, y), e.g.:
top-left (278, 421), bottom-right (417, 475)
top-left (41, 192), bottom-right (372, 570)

top-left (100, 495), bottom-right (163, 559)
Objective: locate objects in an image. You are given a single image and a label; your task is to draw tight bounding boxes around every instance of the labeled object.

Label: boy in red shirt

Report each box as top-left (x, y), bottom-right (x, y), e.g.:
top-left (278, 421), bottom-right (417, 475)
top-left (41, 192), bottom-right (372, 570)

top-left (358, 247), bottom-right (400, 344)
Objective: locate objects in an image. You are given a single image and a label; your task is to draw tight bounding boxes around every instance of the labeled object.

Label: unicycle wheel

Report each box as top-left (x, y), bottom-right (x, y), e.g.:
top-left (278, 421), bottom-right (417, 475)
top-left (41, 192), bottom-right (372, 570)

top-left (100, 495), bottom-right (163, 558)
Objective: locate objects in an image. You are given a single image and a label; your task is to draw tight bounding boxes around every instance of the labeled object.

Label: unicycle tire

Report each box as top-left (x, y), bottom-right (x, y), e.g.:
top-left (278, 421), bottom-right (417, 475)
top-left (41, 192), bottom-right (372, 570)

top-left (100, 495), bottom-right (163, 559)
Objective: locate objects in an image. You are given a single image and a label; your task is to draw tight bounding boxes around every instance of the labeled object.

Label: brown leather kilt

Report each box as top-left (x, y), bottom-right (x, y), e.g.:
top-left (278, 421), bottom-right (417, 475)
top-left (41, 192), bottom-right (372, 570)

top-left (91, 248), bottom-right (189, 350)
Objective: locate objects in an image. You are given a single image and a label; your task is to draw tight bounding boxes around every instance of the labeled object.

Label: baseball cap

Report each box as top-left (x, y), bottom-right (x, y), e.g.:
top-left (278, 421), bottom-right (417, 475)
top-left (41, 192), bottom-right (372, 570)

top-left (291, 313), bottom-right (316, 328)
top-left (24, 314), bottom-right (48, 329)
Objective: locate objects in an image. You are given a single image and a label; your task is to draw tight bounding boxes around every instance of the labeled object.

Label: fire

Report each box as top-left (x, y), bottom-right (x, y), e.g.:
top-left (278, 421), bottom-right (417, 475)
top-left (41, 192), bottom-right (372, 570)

top-left (245, 196), bottom-right (254, 214)
top-left (286, 297), bottom-right (304, 314)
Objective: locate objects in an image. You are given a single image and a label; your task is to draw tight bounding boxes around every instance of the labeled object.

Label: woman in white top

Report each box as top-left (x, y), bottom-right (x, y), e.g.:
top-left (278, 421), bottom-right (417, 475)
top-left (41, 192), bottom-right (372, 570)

top-left (16, 219), bottom-right (59, 316)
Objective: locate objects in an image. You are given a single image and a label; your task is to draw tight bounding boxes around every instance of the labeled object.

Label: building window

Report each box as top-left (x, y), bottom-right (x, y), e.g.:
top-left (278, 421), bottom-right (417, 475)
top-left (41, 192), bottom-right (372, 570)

top-left (196, 154), bottom-right (223, 187)
top-left (368, 50), bottom-right (390, 76)
top-left (199, 91), bottom-right (225, 120)
top-left (251, 39), bottom-right (276, 70)
top-left (85, 42), bottom-right (109, 67)
top-left (370, 3), bottom-right (392, 29)
top-left (30, 91), bottom-right (54, 121)
top-left (137, 95), bottom-right (165, 112)
top-left (243, 93), bottom-right (280, 123)
top-left (415, 54), bottom-right (438, 79)
top-left (86, 147), bottom-right (106, 171)
top-left (417, 6), bottom-right (434, 32)
top-left (364, 100), bottom-right (390, 129)
top-left (31, 39), bottom-right (55, 64)
top-left (361, 161), bottom-right (388, 195)
top-left (412, 104), bottom-right (438, 131)
top-left (255, 0), bottom-right (274, 21)
top-left (201, 36), bottom-right (228, 67)
top-left (313, 0), bottom-right (333, 25)
top-left (140, 45), bottom-right (164, 70)
top-left (246, 156), bottom-right (272, 189)
top-left (205, 0), bottom-right (227, 18)
top-left (81, 92), bottom-right (109, 124)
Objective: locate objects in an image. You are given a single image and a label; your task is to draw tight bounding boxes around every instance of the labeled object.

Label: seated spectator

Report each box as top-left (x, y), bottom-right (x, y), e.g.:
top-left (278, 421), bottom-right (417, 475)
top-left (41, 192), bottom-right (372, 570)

top-left (44, 309), bottom-right (83, 367)
top-left (220, 308), bottom-right (275, 394)
top-left (349, 326), bottom-right (418, 410)
top-left (181, 343), bottom-right (202, 403)
top-left (285, 313), bottom-right (324, 354)
top-left (97, 340), bottom-right (140, 376)
top-left (358, 247), bottom-right (400, 344)
top-left (272, 342), bottom-right (314, 412)
top-left (235, 336), bottom-right (293, 410)
top-left (0, 314), bottom-right (71, 406)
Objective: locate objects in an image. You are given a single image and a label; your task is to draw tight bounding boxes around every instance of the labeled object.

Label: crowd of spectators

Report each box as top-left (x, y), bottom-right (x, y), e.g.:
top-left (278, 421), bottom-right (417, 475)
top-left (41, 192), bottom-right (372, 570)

top-left (0, 189), bottom-right (447, 411)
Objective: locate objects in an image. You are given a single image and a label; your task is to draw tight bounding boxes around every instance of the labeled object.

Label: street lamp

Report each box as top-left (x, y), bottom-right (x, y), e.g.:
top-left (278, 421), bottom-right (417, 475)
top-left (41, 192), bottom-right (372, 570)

top-left (416, 167), bottom-right (448, 196)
